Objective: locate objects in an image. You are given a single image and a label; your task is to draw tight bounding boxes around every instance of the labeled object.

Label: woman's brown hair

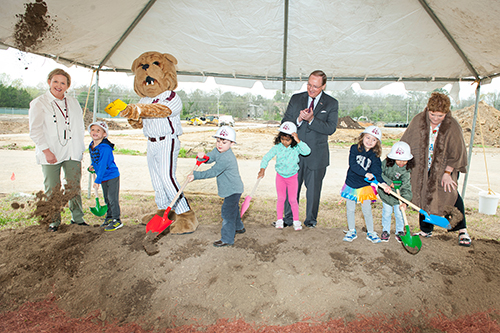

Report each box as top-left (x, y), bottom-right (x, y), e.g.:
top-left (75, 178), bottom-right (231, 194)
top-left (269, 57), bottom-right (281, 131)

top-left (427, 92), bottom-right (450, 114)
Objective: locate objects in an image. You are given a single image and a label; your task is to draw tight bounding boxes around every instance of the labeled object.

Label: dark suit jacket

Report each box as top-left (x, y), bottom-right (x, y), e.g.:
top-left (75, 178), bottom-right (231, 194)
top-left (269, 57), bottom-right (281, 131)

top-left (282, 91), bottom-right (338, 170)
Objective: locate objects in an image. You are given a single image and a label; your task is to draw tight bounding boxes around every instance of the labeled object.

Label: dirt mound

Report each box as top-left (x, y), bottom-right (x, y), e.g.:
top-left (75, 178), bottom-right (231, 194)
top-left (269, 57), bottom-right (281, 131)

top-left (83, 109), bottom-right (130, 131)
top-left (2, 217), bottom-right (500, 330)
top-left (337, 116), bottom-right (364, 129)
top-left (453, 101), bottom-right (500, 148)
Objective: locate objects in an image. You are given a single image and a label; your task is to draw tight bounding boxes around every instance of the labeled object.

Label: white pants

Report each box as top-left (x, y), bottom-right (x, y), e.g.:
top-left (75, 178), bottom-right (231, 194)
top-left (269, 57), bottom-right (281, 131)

top-left (147, 136), bottom-right (190, 214)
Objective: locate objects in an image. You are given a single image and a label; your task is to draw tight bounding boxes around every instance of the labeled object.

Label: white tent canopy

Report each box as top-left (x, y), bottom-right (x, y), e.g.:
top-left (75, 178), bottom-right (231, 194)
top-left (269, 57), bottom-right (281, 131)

top-left (1, 0), bottom-right (499, 197)
top-left (1, 0), bottom-right (500, 96)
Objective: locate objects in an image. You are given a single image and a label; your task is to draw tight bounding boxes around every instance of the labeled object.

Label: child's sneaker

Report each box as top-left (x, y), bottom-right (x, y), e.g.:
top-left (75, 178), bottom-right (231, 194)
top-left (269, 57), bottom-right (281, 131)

top-left (381, 231), bottom-right (390, 242)
top-left (395, 231), bottom-right (404, 243)
top-left (343, 229), bottom-right (357, 242)
top-left (275, 219), bottom-right (284, 229)
top-left (105, 219), bottom-right (123, 231)
top-left (366, 231), bottom-right (381, 243)
top-left (293, 220), bottom-right (302, 231)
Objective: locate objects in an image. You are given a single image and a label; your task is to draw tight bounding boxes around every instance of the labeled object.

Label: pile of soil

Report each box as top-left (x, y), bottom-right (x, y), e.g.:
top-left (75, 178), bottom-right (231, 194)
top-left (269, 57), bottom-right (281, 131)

top-left (337, 116), bottom-right (364, 129)
top-left (83, 109), bottom-right (130, 131)
top-left (1, 220), bottom-right (500, 331)
top-left (453, 101), bottom-right (500, 148)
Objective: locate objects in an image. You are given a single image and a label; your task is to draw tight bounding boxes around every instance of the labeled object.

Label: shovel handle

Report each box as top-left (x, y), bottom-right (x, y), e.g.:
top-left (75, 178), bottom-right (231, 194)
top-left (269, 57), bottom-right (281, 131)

top-left (164, 156), bottom-right (210, 214)
top-left (92, 173), bottom-right (99, 197)
top-left (196, 155), bottom-right (210, 166)
top-left (364, 176), bottom-right (421, 212)
top-left (397, 189), bottom-right (409, 227)
top-left (250, 177), bottom-right (262, 197)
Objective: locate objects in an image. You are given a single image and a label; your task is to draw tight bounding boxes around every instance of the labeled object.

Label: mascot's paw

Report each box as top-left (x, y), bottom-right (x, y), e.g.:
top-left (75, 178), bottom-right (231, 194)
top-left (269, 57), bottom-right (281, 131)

top-left (127, 118), bottom-right (143, 129)
top-left (120, 104), bottom-right (139, 120)
top-left (141, 209), bottom-right (176, 225)
top-left (170, 209), bottom-right (198, 235)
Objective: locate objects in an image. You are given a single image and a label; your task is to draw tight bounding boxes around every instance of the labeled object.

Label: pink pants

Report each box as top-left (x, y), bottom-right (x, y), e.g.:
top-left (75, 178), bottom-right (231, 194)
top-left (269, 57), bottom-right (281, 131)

top-left (276, 173), bottom-right (299, 221)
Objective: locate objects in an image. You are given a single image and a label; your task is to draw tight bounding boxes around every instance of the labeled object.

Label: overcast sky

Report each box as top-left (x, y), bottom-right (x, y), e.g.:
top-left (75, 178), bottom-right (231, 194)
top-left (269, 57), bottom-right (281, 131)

top-left (1, 47), bottom-right (499, 101)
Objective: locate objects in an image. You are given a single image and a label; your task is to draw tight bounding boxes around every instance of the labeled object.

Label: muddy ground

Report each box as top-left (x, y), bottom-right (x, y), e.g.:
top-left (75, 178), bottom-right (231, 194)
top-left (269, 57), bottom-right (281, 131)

top-left (1, 113), bottom-right (500, 331)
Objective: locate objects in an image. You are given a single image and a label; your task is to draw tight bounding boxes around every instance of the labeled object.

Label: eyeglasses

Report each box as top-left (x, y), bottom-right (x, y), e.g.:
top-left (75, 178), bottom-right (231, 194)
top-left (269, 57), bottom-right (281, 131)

top-left (307, 83), bottom-right (323, 90)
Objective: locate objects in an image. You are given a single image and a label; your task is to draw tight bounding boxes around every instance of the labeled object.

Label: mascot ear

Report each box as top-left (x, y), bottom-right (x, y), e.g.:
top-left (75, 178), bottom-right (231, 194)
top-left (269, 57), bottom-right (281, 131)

top-left (131, 56), bottom-right (142, 72)
top-left (163, 53), bottom-right (178, 65)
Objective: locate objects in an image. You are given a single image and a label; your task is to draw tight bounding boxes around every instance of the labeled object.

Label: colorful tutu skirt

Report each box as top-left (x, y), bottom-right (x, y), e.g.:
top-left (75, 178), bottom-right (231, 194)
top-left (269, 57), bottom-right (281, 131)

top-left (340, 184), bottom-right (378, 203)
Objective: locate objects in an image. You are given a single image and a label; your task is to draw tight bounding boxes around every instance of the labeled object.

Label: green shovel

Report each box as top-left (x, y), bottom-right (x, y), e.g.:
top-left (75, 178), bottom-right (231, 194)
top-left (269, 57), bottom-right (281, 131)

top-left (394, 181), bottom-right (422, 254)
top-left (90, 172), bottom-right (108, 217)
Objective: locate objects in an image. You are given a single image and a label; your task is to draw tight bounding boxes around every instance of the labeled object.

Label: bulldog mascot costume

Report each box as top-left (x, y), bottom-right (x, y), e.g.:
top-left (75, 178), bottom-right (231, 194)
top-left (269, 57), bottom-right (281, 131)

top-left (120, 51), bottom-right (198, 234)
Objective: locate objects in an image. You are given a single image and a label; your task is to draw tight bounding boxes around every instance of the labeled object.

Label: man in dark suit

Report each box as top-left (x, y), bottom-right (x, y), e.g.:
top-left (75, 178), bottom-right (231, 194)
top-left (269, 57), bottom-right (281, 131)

top-left (281, 70), bottom-right (339, 228)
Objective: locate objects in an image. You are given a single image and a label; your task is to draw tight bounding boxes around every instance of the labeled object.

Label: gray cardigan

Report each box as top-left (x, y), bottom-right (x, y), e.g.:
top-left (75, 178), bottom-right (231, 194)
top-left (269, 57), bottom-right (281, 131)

top-left (193, 147), bottom-right (244, 198)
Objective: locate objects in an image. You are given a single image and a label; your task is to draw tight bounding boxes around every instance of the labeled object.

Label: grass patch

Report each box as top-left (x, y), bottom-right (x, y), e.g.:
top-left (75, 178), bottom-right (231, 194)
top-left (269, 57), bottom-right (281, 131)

top-left (1, 192), bottom-right (498, 241)
top-left (114, 148), bottom-right (145, 156)
top-left (22, 145), bottom-right (35, 150)
top-left (179, 147), bottom-right (198, 158)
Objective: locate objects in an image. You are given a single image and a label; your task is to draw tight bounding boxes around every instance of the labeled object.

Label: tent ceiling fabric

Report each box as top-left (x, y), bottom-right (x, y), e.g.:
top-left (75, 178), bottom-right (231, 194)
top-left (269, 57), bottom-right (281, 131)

top-left (1, 0), bottom-right (500, 94)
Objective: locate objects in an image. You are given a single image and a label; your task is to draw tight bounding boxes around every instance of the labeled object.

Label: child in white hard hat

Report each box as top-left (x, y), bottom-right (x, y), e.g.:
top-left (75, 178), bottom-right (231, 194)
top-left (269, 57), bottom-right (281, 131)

top-left (258, 121), bottom-right (311, 230)
top-left (187, 126), bottom-right (245, 247)
top-left (340, 126), bottom-right (391, 243)
top-left (88, 121), bottom-right (122, 231)
top-left (378, 141), bottom-right (414, 242)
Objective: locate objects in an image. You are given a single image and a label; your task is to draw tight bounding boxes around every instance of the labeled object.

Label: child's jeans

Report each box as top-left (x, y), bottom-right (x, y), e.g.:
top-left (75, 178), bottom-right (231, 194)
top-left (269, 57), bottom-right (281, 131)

top-left (382, 201), bottom-right (404, 234)
top-left (220, 193), bottom-right (244, 244)
top-left (346, 198), bottom-right (374, 233)
top-left (101, 176), bottom-right (121, 221)
top-left (276, 173), bottom-right (299, 221)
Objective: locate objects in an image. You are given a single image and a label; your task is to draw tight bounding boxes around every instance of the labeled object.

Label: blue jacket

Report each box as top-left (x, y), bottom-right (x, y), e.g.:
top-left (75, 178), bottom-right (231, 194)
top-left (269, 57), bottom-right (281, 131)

top-left (344, 144), bottom-right (383, 189)
top-left (89, 138), bottom-right (120, 184)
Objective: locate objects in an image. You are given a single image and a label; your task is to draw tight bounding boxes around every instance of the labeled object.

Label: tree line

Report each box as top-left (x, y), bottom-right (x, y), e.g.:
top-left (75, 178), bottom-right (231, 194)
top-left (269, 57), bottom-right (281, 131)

top-left (1, 72), bottom-right (498, 124)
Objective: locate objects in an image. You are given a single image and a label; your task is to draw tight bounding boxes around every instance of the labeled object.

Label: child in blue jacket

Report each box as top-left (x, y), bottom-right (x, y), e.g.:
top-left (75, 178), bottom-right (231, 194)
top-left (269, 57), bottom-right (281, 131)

top-left (88, 121), bottom-right (121, 231)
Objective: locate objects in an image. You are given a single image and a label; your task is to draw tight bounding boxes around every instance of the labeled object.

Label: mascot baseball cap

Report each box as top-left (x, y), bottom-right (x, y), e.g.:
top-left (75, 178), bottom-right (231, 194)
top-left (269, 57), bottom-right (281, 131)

top-left (387, 141), bottom-right (413, 161)
top-left (279, 121), bottom-right (297, 135)
top-left (214, 126), bottom-right (236, 143)
top-left (362, 125), bottom-right (382, 141)
top-left (88, 121), bottom-right (109, 137)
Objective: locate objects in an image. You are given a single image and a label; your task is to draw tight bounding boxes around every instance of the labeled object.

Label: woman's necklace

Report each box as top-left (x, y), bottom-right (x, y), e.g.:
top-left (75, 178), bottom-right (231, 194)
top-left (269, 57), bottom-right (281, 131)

top-left (52, 98), bottom-right (70, 146)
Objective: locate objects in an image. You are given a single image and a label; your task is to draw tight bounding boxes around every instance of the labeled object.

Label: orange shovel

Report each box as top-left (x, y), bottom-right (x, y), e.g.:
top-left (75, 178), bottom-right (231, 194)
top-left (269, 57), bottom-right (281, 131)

top-left (146, 155), bottom-right (209, 234)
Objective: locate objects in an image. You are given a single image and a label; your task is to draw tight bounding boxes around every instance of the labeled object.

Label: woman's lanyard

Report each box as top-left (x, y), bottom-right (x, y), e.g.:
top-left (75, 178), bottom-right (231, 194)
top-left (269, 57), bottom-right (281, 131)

top-left (52, 98), bottom-right (70, 143)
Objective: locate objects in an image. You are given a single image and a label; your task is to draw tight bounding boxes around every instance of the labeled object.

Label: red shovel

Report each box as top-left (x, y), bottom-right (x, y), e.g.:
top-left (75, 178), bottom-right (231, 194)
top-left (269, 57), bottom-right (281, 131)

top-left (240, 177), bottom-right (262, 217)
top-left (146, 155), bottom-right (209, 234)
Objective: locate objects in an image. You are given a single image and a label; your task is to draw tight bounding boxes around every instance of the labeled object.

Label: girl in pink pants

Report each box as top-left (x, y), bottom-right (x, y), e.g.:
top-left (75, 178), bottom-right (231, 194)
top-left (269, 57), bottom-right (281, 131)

top-left (258, 122), bottom-right (311, 230)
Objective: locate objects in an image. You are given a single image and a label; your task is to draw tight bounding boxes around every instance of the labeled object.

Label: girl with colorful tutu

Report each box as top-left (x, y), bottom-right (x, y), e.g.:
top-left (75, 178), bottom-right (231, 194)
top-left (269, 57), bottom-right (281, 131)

top-left (340, 126), bottom-right (390, 243)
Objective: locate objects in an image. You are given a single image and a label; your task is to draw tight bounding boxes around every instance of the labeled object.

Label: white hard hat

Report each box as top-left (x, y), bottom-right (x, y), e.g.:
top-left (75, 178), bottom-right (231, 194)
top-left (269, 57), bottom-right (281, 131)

top-left (387, 141), bottom-right (413, 161)
top-left (362, 125), bottom-right (382, 141)
top-left (279, 121), bottom-right (297, 135)
top-left (88, 121), bottom-right (109, 137)
top-left (213, 126), bottom-right (236, 143)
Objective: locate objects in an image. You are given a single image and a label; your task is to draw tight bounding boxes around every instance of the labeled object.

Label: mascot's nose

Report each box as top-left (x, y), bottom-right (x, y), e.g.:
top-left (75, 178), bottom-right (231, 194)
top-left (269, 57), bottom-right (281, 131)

top-left (142, 64), bottom-right (149, 70)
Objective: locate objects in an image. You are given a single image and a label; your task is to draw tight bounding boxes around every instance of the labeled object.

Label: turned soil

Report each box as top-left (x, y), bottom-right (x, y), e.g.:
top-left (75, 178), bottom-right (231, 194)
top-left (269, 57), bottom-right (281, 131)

top-left (1, 111), bottom-right (500, 331)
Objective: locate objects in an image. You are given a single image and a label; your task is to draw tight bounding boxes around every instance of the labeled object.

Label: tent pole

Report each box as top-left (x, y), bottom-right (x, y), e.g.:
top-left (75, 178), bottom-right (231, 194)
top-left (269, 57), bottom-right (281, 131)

top-left (282, 0), bottom-right (289, 93)
top-left (461, 81), bottom-right (481, 198)
top-left (88, 70), bottom-right (100, 198)
top-left (98, 0), bottom-right (157, 69)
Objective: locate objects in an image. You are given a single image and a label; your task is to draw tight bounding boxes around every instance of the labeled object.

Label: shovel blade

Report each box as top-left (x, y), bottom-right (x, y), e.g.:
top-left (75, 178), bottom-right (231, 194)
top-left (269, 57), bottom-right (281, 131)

top-left (400, 225), bottom-right (422, 254)
top-left (146, 207), bottom-right (174, 233)
top-left (240, 195), bottom-right (252, 218)
top-left (90, 198), bottom-right (108, 216)
top-left (420, 210), bottom-right (451, 229)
